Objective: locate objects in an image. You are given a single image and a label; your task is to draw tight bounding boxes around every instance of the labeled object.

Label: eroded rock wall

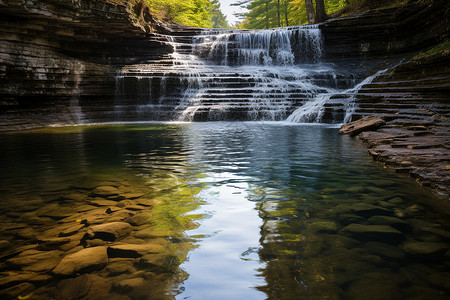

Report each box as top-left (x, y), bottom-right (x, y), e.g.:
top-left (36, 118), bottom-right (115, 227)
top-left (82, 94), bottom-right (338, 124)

top-left (0, 0), bottom-right (173, 130)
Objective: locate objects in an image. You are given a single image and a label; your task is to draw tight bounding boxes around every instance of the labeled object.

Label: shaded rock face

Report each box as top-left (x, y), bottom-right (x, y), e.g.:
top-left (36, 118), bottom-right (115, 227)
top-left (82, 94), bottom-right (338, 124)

top-left (0, 0), bottom-right (174, 130)
top-left (0, 0), bottom-right (448, 130)
top-left (321, 0), bottom-right (450, 61)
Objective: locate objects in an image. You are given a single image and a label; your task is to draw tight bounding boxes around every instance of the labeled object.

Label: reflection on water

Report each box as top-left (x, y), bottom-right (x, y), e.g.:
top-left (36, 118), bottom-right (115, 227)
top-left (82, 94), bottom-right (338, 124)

top-left (0, 123), bottom-right (449, 300)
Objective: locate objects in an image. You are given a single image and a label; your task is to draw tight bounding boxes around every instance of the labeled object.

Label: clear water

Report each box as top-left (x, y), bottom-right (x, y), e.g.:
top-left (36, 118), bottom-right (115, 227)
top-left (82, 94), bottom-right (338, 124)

top-left (0, 123), bottom-right (449, 300)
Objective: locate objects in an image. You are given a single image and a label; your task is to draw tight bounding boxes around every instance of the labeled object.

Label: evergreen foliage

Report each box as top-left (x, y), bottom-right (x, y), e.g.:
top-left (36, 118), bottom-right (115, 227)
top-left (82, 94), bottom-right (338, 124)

top-left (233, 0), bottom-right (407, 29)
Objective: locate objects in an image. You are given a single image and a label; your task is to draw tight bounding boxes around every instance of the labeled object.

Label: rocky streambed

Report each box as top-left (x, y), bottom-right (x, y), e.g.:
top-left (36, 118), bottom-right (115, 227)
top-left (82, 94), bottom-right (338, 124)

top-left (0, 174), bottom-right (194, 300)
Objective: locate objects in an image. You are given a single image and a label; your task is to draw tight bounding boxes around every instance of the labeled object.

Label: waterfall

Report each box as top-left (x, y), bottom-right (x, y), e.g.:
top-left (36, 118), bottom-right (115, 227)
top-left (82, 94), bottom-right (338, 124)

top-left (286, 68), bottom-right (389, 124)
top-left (114, 25), bottom-right (361, 123)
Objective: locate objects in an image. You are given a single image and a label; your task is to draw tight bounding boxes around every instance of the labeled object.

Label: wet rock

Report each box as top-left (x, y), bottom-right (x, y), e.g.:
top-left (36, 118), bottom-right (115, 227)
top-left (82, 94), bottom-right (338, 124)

top-left (0, 282), bottom-right (35, 299)
top-left (112, 277), bottom-right (146, 293)
top-left (90, 199), bottom-right (119, 207)
top-left (37, 237), bottom-right (72, 251)
top-left (339, 115), bottom-right (385, 136)
top-left (136, 254), bottom-right (179, 273)
top-left (341, 224), bottom-right (403, 243)
top-left (35, 204), bottom-right (74, 220)
top-left (53, 246), bottom-right (108, 276)
top-left (59, 223), bottom-right (86, 237)
top-left (307, 220), bottom-right (338, 233)
top-left (8, 249), bottom-right (62, 272)
top-left (105, 261), bottom-right (136, 276)
top-left (368, 215), bottom-right (411, 232)
top-left (85, 239), bottom-right (108, 247)
top-left (0, 271), bottom-right (42, 288)
top-left (404, 204), bottom-right (425, 216)
top-left (123, 193), bottom-right (145, 199)
top-left (87, 222), bottom-right (132, 241)
top-left (344, 278), bottom-right (401, 300)
top-left (336, 214), bottom-right (366, 225)
top-left (0, 240), bottom-right (11, 250)
top-left (107, 244), bottom-right (164, 258)
top-left (402, 242), bottom-right (448, 257)
top-left (366, 241), bottom-right (405, 260)
top-left (124, 205), bottom-right (146, 211)
top-left (56, 274), bottom-right (91, 300)
top-left (91, 186), bottom-right (120, 198)
top-left (335, 203), bottom-right (392, 218)
top-left (129, 213), bottom-right (151, 226)
top-left (116, 200), bottom-right (137, 208)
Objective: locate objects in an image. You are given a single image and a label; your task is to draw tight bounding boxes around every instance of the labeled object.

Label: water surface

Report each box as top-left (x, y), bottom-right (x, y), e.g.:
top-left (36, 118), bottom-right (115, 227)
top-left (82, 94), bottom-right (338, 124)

top-left (0, 123), bottom-right (449, 300)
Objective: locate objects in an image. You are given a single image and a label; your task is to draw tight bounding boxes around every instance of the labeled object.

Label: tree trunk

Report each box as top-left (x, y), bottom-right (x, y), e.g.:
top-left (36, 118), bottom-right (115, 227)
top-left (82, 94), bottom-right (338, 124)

top-left (277, 0), bottom-right (281, 27)
top-left (284, 0), bottom-right (289, 26)
top-left (315, 0), bottom-right (328, 23)
top-left (265, 0), bottom-right (269, 29)
top-left (305, 0), bottom-right (315, 24)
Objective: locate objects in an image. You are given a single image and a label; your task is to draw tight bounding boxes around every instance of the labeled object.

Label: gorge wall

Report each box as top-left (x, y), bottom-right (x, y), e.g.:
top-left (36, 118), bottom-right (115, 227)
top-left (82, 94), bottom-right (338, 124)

top-left (0, 0), bottom-right (180, 130)
top-left (0, 0), bottom-right (448, 130)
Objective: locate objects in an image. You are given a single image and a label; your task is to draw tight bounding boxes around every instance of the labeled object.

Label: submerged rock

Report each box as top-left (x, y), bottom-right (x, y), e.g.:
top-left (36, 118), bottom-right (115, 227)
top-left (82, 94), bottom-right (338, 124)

top-left (366, 241), bottom-right (405, 260)
top-left (87, 222), bottom-right (132, 241)
top-left (53, 246), bottom-right (108, 276)
top-left (107, 244), bottom-right (164, 258)
top-left (367, 215), bottom-right (411, 232)
top-left (56, 274), bottom-right (91, 300)
top-left (307, 220), bottom-right (338, 233)
top-left (402, 242), bottom-right (448, 257)
top-left (91, 186), bottom-right (120, 198)
top-left (0, 282), bottom-right (35, 299)
top-left (8, 249), bottom-right (62, 272)
top-left (341, 223), bottom-right (403, 243)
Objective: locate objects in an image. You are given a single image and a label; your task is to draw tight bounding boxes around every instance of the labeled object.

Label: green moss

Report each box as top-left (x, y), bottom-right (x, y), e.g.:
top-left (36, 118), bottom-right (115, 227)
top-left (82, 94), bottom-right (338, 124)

top-left (413, 40), bottom-right (450, 59)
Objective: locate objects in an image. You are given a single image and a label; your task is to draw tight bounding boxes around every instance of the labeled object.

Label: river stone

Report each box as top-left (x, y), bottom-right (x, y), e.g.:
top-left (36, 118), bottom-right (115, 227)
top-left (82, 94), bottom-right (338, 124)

top-left (8, 249), bottom-right (62, 272)
top-left (59, 223), bottom-right (86, 237)
top-left (402, 242), bottom-right (448, 257)
top-left (87, 222), bottom-right (132, 241)
top-left (107, 243), bottom-right (164, 258)
top-left (116, 200), bottom-right (137, 208)
top-left (129, 213), bottom-right (151, 226)
top-left (105, 261), bottom-right (136, 276)
top-left (0, 240), bottom-right (11, 250)
top-left (368, 215), bottom-right (411, 232)
top-left (335, 203), bottom-right (392, 218)
top-left (56, 274), bottom-right (91, 300)
top-left (336, 214), bottom-right (366, 225)
top-left (90, 199), bottom-right (119, 207)
top-left (113, 277), bottom-right (146, 293)
top-left (91, 186), bottom-right (120, 198)
top-left (307, 220), bottom-right (338, 233)
top-left (339, 115), bottom-right (386, 136)
top-left (366, 241), bottom-right (405, 260)
top-left (341, 224), bottom-right (403, 243)
top-left (53, 246), bottom-right (108, 276)
top-left (0, 282), bottom-right (35, 299)
top-left (37, 237), bottom-right (72, 251)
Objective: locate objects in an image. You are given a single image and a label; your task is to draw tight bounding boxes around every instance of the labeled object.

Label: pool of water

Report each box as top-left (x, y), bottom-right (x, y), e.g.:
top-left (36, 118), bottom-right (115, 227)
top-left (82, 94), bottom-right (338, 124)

top-left (0, 122), bottom-right (449, 300)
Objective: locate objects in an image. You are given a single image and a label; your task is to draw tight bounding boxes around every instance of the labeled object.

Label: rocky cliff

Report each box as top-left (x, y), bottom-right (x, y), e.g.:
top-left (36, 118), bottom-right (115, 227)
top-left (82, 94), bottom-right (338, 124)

top-left (0, 0), bottom-right (178, 130)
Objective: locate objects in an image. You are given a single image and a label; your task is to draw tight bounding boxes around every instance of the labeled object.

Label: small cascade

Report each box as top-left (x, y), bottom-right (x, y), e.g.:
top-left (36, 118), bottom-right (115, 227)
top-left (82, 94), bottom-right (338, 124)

top-left (113, 25), bottom-right (363, 123)
top-left (286, 68), bottom-right (390, 124)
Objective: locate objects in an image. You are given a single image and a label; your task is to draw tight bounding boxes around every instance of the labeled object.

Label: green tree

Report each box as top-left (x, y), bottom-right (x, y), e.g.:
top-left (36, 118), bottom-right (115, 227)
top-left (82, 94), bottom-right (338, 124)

top-left (210, 0), bottom-right (229, 28)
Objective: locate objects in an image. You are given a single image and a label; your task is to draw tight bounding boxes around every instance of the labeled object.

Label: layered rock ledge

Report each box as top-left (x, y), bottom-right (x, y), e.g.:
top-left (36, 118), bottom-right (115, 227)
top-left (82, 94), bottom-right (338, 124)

top-left (339, 51), bottom-right (450, 197)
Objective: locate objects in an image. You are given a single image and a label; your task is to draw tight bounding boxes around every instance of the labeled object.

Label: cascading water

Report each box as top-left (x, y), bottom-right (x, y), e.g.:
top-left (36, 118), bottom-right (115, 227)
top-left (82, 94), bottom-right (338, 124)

top-left (113, 25), bottom-right (382, 123)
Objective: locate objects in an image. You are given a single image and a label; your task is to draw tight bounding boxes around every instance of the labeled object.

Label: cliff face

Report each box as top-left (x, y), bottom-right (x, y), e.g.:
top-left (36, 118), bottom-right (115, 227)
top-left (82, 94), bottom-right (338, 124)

top-left (0, 0), bottom-right (174, 130)
top-left (0, 0), bottom-right (448, 130)
top-left (321, 0), bottom-right (449, 61)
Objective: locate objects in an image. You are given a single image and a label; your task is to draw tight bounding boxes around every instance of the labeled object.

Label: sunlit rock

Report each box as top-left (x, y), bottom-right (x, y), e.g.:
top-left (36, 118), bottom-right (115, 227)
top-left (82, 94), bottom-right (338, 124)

top-left (53, 246), bottom-right (108, 276)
